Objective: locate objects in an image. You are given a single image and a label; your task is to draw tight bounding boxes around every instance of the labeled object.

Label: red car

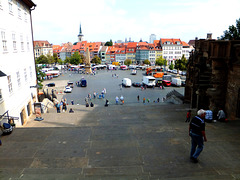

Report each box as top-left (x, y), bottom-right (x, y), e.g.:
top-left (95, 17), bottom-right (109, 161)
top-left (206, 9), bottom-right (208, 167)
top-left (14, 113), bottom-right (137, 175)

top-left (162, 80), bottom-right (171, 87)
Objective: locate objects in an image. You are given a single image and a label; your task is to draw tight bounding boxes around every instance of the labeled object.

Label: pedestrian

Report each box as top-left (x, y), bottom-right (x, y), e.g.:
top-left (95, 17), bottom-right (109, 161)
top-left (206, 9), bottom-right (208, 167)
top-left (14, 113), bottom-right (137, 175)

top-left (69, 108), bottom-right (74, 113)
top-left (137, 95), bottom-right (139, 102)
top-left (143, 97), bottom-right (146, 103)
top-left (185, 110), bottom-right (191, 122)
top-left (217, 109), bottom-right (226, 122)
top-left (205, 110), bottom-right (213, 123)
top-left (93, 92), bottom-right (96, 99)
top-left (105, 99), bottom-right (109, 107)
top-left (157, 98), bottom-right (160, 103)
top-left (189, 109), bottom-right (207, 163)
top-left (71, 100), bottom-right (74, 105)
top-left (120, 95), bottom-right (124, 103)
top-left (147, 98), bottom-right (150, 103)
top-left (56, 102), bottom-right (61, 113)
top-left (115, 96), bottom-right (119, 104)
top-left (90, 102), bottom-right (94, 107)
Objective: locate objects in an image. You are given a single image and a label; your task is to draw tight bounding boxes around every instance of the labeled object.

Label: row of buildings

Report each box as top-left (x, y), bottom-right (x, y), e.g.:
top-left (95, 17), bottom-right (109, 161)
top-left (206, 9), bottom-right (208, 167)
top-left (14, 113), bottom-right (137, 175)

top-left (34, 39), bottom-right (193, 66)
top-left (34, 25), bottom-right (194, 66)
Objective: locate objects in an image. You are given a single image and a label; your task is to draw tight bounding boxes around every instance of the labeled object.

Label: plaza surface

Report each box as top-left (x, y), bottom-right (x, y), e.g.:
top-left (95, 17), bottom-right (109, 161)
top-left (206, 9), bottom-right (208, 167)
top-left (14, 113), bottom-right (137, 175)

top-left (1, 69), bottom-right (240, 179)
top-left (42, 69), bottom-right (185, 106)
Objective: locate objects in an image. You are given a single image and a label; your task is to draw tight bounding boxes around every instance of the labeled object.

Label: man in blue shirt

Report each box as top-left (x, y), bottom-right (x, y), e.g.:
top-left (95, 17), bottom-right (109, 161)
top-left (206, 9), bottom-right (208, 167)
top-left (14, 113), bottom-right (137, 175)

top-left (189, 109), bottom-right (207, 163)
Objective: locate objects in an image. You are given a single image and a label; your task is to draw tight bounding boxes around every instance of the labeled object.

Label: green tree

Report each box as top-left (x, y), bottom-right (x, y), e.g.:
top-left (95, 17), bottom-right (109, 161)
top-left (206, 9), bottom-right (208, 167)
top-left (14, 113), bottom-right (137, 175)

top-left (124, 59), bottom-right (132, 65)
top-left (143, 59), bottom-right (150, 65)
top-left (36, 55), bottom-right (48, 64)
top-left (220, 18), bottom-right (240, 40)
top-left (174, 55), bottom-right (187, 70)
top-left (64, 57), bottom-right (70, 64)
top-left (155, 56), bottom-right (167, 66)
top-left (91, 55), bottom-right (101, 64)
top-left (70, 51), bottom-right (81, 65)
top-left (79, 54), bottom-right (85, 64)
top-left (53, 53), bottom-right (59, 63)
top-left (47, 54), bottom-right (54, 64)
top-left (58, 59), bottom-right (64, 65)
top-left (105, 39), bottom-right (113, 46)
top-left (169, 63), bottom-right (174, 70)
top-left (35, 66), bottom-right (45, 89)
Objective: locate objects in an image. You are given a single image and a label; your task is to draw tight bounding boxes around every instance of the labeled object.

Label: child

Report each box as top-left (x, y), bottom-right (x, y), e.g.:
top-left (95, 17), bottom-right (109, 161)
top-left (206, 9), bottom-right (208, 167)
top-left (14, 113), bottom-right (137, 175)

top-left (185, 110), bottom-right (191, 122)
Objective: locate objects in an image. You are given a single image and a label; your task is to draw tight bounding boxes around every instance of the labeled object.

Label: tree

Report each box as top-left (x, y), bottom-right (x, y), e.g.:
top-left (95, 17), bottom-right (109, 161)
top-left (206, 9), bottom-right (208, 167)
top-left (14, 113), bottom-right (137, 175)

top-left (35, 66), bottom-right (45, 89)
top-left (155, 56), bottom-right (167, 66)
top-left (58, 59), bottom-right (64, 65)
top-left (36, 55), bottom-right (48, 64)
top-left (53, 53), bottom-right (59, 63)
top-left (91, 55), bottom-right (101, 64)
top-left (220, 18), bottom-right (240, 40)
top-left (124, 59), bottom-right (132, 65)
top-left (64, 57), bottom-right (70, 64)
top-left (105, 39), bottom-right (113, 46)
top-left (143, 59), bottom-right (150, 65)
top-left (70, 51), bottom-right (81, 65)
top-left (174, 55), bottom-right (188, 70)
top-left (169, 63), bottom-right (174, 70)
top-left (47, 54), bottom-right (54, 64)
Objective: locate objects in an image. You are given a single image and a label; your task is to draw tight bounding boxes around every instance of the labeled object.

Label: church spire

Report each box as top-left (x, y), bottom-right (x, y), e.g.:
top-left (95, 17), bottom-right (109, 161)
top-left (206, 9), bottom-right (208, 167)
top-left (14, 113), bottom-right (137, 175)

top-left (78, 23), bottom-right (84, 42)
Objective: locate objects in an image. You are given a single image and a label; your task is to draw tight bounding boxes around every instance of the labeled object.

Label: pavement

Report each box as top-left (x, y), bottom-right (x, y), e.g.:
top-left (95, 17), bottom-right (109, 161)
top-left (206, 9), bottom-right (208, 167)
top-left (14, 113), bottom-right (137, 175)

top-left (1, 102), bottom-right (240, 180)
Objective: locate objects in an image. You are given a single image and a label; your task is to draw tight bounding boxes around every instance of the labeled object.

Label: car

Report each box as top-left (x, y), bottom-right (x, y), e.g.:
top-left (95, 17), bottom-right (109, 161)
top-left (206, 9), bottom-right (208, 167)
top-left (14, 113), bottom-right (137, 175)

top-left (64, 86), bottom-right (72, 93)
top-left (46, 83), bottom-right (55, 87)
top-left (132, 82), bottom-right (142, 87)
top-left (67, 82), bottom-right (74, 88)
top-left (162, 80), bottom-right (171, 86)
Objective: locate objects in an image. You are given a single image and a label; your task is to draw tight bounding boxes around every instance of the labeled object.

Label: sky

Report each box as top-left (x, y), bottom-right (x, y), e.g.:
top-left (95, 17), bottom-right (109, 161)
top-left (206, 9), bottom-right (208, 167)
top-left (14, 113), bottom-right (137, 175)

top-left (32, 0), bottom-right (240, 45)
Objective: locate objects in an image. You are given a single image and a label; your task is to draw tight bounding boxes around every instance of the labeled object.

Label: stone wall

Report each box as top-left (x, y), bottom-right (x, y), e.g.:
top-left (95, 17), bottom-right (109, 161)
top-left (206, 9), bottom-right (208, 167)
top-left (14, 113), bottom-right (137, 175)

top-left (185, 40), bottom-right (240, 120)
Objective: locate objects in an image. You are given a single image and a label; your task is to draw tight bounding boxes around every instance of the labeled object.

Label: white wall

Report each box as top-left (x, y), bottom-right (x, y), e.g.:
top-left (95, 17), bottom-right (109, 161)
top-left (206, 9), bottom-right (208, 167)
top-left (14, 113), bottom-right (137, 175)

top-left (0, 0), bottom-right (38, 126)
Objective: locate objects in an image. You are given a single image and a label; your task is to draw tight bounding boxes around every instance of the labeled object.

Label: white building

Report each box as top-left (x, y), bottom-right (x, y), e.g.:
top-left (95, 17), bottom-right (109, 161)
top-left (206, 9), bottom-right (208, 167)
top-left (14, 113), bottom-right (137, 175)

top-left (0, 0), bottom-right (38, 126)
top-left (160, 38), bottom-right (183, 65)
top-left (34, 40), bottom-right (53, 59)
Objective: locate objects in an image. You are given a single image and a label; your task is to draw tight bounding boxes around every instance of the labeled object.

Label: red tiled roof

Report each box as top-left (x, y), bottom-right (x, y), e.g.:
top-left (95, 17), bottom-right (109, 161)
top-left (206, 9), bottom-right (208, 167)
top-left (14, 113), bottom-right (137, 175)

top-left (34, 40), bottom-right (51, 47)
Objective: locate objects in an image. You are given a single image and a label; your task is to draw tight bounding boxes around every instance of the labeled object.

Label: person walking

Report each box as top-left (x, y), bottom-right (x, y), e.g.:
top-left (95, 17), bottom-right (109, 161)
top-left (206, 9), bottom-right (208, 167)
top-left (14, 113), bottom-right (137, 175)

top-left (137, 95), bottom-right (139, 102)
top-left (115, 96), bottom-right (119, 104)
top-left (189, 109), bottom-right (207, 163)
top-left (143, 97), bottom-right (146, 104)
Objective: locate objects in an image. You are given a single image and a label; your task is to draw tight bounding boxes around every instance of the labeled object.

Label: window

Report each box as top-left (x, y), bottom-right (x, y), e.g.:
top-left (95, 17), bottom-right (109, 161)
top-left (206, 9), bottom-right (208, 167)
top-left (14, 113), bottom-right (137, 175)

top-left (29, 66), bottom-right (32, 79)
top-left (1, 31), bottom-right (7, 51)
top-left (24, 68), bottom-right (27, 82)
top-left (12, 33), bottom-right (17, 51)
top-left (8, 0), bottom-right (13, 13)
top-left (7, 75), bottom-right (13, 93)
top-left (17, 1), bottom-right (21, 18)
top-left (20, 35), bottom-right (24, 51)
top-left (24, 8), bottom-right (27, 22)
top-left (16, 71), bottom-right (21, 87)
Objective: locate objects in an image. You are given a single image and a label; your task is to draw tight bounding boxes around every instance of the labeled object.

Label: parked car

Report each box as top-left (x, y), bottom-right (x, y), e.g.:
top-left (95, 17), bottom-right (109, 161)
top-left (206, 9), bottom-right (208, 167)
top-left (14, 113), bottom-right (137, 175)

top-left (132, 82), bottom-right (142, 87)
top-left (80, 79), bottom-right (87, 87)
top-left (162, 80), bottom-right (171, 86)
top-left (67, 82), bottom-right (74, 88)
top-left (64, 86), bottom-right (72, 93)
top-left (46, 83), bottom-right (55, 87)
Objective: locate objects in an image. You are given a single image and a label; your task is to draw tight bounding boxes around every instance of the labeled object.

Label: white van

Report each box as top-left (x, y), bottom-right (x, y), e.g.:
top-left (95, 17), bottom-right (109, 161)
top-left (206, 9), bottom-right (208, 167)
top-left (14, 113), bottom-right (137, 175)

top-left (171, 78), bottom-right (182, 87)
top-left (142, 76), bottom-right (156, 87)
top-left (122, 78), bottom-right (131, 87)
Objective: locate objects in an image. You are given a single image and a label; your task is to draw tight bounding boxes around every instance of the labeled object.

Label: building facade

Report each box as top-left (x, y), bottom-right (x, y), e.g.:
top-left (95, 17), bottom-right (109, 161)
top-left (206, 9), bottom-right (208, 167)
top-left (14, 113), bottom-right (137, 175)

top-left (160, 38), bottom-right (183, 65)
top-left (33, 40), bottom-right (53, 59)
top-left (185, 39), bottom-right (240, 120)
top-left (0, 0), bottom-right (37, 126)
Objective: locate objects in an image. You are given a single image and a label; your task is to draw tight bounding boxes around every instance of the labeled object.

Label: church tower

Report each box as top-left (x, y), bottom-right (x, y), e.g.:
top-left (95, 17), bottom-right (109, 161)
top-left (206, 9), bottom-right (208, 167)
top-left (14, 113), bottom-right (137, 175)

top-left (78, 23), bottom-right (84, 42)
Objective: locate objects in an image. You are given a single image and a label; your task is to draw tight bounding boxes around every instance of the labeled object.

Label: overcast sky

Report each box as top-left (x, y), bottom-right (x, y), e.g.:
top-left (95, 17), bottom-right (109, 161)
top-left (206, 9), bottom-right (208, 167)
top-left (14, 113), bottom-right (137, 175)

top-left (32, 0), bottom-right (240, 45)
